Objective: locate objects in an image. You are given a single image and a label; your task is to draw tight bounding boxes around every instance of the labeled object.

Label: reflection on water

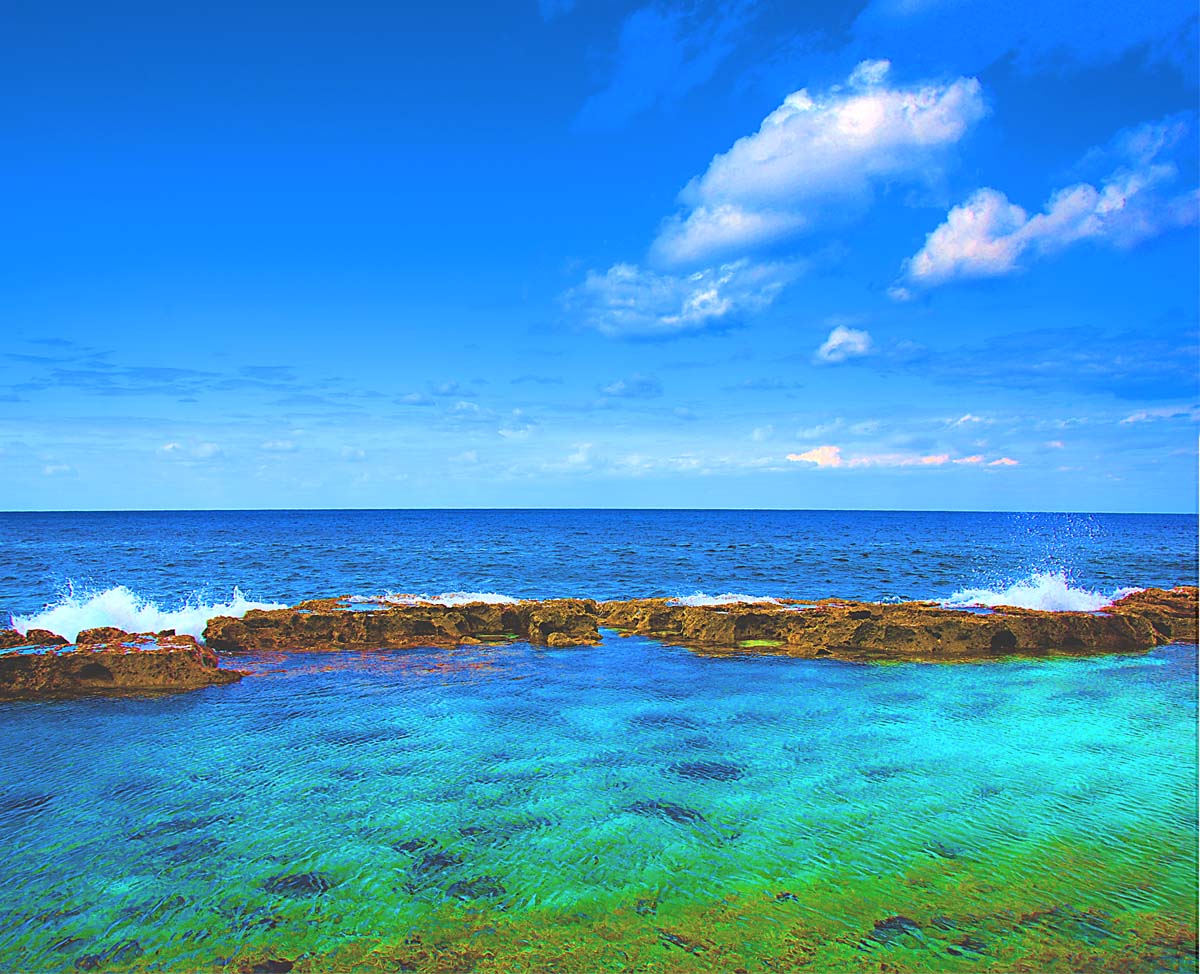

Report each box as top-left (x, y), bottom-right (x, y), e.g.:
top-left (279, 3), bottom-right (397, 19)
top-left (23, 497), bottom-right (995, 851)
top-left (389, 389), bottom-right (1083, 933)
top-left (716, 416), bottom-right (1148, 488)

top-left (0, 637), bottom-right (1195, 972)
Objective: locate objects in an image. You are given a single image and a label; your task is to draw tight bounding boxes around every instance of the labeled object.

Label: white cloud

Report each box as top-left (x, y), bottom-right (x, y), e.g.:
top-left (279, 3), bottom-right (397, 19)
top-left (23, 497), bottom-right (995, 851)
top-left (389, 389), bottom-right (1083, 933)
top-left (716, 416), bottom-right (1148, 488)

top-left (193, 443), bottom-right (223, 459)
top-left (787, 445), bottom-right (845, 468)
top-left (651, 60), bottom-right (986, 265)
top-left (951, 413), bottom-right (984, 427)
top-left (566, 258), bottom-right (801, 338)
top-left (902, 118), bottom-right (1199, 287)
top-left (787, 445), bottom-right (1012, 468)
top-left (260, 439), bottom-right (296, 452)
top-left (1120, 405), bottom-right (1200, 424)
top-left (815, 325), bottom-right (874, 363)
top-left (42, 463), bottom-right (72, 476)
top-left (651, 206), bottom-right (807, 267)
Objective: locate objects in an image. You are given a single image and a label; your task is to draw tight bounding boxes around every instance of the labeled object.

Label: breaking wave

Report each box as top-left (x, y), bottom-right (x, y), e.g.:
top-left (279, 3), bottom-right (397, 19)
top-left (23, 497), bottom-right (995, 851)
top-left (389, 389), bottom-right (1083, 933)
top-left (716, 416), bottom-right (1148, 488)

top-left (349, 592), bottom-right (523, 607)
top-left (10, 585), bottom-right (286, 643)
top-left (668, 593), bottom-right (781, 607)
top-left (944, 571), bottom-right (1142, 612)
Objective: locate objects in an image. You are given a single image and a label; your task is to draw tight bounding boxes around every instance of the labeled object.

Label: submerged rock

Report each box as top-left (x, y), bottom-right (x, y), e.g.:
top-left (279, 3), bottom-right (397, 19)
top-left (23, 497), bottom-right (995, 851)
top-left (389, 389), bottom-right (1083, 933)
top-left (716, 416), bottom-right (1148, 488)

top-left (626, 799), bottom-right (709, 827)
top-left (445, 875), bottom-right (506, 900)
top-left (869, 915), bottom-right (923, 945)
top-left (667, 760), bottom-right (745, 782)
top-left (262, 871), bottom-right (336, 896)
top-left (0, 630), bottom-right (243, 698)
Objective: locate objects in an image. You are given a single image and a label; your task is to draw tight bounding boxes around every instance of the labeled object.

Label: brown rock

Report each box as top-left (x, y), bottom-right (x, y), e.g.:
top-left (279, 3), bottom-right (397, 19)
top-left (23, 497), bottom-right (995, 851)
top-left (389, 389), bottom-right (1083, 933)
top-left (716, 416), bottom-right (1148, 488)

top-left (0, 629), bottom-right (68, 651)
top-left (598, 586), bottom-right (1198, 662)
top-left (76, 626), bottom-right (130, 645)
top-left (203, 598), bottom-right (601, 652)
top-left (0, 629), bottom-right (243, 698)
top-left (1108, 586), bottom-right (1198, 644)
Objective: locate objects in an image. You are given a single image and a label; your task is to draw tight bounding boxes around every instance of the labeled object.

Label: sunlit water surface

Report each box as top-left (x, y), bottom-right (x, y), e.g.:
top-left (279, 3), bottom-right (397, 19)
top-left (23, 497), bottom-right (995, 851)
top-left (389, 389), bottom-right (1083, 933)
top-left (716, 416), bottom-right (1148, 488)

top-left (0, 636), bottom-right (1195, 972)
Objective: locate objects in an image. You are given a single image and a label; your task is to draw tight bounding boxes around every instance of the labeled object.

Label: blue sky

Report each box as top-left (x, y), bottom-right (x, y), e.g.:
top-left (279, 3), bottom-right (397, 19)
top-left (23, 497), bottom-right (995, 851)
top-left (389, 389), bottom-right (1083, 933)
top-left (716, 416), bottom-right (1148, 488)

top-left (4, 0), bottom-right (1197, 512)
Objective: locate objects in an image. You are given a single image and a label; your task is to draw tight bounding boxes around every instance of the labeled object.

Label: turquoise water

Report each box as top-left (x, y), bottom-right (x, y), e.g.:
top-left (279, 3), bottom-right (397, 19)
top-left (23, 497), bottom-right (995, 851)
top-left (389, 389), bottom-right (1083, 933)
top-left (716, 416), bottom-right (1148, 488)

top-left (0, 635), bottom-right (1195, 972)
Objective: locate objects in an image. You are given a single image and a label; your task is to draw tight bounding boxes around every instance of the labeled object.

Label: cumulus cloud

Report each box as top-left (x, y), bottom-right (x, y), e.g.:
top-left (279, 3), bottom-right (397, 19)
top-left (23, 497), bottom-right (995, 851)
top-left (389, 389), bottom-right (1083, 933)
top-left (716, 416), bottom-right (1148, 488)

top-left (565, 258), bottom-right (801, 338)
top-left (787, 445), bottom-right (1012, 468)
top-left (901, 117), bottom-right (1200, 287)
top-left (815, 325), bottom-right (874, 363)
top-left (651, 59), bottom-right (986, 266)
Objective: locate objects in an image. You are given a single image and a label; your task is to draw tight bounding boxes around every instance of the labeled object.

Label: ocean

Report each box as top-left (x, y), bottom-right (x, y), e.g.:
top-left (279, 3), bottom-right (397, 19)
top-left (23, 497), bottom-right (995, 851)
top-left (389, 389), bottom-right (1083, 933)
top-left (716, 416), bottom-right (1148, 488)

top-left (0, 509), bottom-right (1196, 972)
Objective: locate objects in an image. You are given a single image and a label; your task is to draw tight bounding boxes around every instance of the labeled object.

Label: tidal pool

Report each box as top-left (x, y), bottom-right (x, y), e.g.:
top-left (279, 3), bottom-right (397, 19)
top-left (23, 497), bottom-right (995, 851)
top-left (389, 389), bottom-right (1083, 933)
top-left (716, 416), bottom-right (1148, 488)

top-left (0, 636), bottom-right (1195, 972)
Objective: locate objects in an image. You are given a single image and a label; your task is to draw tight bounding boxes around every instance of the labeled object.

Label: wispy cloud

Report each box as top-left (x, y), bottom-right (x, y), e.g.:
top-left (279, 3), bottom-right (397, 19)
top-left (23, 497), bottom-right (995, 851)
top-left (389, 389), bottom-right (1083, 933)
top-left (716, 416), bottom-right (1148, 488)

top-left (651, 60), bottom-right (986, 266)
top-left (565, 258), bottom-right (801, 338)
top-left (787, 445), bottom-right (1014, 469)
top-left (537, 0), bottom-right (574, 23)
top-left (600, 374), bottom-right (664, 398)
top-left (1120, 404), bottom-right (1200, 424)
top-left (573, 1), bottom-right (751, 131)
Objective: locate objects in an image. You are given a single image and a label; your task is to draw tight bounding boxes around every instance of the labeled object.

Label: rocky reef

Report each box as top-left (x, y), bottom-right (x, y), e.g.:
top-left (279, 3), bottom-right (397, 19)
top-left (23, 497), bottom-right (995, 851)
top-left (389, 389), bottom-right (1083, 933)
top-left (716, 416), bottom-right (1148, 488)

top-left (598, 586), bottom-right (1198, 662)
top-left (203, 597), bottom-right (601, 652)
top-left (0, 627), bottom-right (243, 698)
top-left (3, 587), bottom-right (1193, 699)
top-left (199, 587), bottom-right (1198, 663)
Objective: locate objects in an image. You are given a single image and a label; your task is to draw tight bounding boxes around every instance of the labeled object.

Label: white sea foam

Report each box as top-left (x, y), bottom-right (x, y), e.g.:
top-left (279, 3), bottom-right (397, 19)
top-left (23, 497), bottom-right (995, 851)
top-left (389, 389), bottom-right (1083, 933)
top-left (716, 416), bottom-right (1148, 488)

top-left (377, 592), bottom-right (523, 607)
top-left (944, 571), bottom-right (1142, 612)
top-left (667, 592), bottom-right (781, 607)
top-left (11, 585), bottom-right (286, 643)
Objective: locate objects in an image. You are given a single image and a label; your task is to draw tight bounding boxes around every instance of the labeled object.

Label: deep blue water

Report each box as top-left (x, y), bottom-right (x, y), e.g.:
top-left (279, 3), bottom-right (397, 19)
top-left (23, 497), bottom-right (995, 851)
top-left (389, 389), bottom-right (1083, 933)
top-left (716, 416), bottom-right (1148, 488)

top-left (1, 509), bottom-right (1195, 621)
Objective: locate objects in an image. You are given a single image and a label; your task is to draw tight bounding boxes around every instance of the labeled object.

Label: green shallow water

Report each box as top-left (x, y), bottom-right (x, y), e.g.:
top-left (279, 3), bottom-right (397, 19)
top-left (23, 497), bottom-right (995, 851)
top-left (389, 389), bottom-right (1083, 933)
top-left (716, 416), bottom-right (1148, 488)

top-left (0, 636), bottom-right (1195, 972)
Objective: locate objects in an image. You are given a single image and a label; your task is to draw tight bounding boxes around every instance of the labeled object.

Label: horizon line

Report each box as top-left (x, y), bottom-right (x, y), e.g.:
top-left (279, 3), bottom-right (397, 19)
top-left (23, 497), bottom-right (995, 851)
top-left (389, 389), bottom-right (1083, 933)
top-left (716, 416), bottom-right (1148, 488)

top-left (0, 506), bottom-right (1195, 517)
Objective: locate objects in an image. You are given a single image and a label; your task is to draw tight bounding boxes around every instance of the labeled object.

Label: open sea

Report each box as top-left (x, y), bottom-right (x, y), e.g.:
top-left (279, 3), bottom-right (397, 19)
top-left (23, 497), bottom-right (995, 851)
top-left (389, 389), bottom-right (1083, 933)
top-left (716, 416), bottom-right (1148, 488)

top-left (0, 509), bottom-right (1196, 972)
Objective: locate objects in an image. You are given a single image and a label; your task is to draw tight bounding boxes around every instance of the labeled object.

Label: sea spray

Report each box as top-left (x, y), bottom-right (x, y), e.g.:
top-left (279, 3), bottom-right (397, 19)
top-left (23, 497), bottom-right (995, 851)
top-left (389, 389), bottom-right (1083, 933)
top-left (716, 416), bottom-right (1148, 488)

top-left (668, 593), bottom-right (781, 606)
top-left (945, 570), bottom-right (1142, 612)
top-left (344, 592), bottom-right (523, 607)
top-left (10, 585), bottom-right (286, 642)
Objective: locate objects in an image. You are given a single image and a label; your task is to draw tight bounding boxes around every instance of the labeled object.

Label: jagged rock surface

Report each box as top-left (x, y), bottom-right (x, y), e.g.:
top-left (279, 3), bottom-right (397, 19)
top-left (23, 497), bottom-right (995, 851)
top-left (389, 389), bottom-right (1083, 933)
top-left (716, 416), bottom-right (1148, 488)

top-left (203, 598), bottom-right (601, 652)
top-left (598, 586), bottom-right (1198, 662)
top-left (0, 630), bottom-right (243, 697)
top-left (1108, 586), bottom-right (1198, 644)
top-left (201, 587), bottom-right (1196, 662)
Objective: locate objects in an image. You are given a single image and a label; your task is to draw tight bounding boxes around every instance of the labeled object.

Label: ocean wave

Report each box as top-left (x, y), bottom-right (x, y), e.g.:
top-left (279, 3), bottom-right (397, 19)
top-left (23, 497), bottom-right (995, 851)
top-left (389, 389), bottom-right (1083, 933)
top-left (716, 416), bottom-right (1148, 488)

top-left (668, 593), bottom-right (781, 607)
top-left (350, 592), bottom-right (523, 607)
top-left (944, 571), bottom-right (1142, 612)
top-left (10, 585), bottom-right (286, 642)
